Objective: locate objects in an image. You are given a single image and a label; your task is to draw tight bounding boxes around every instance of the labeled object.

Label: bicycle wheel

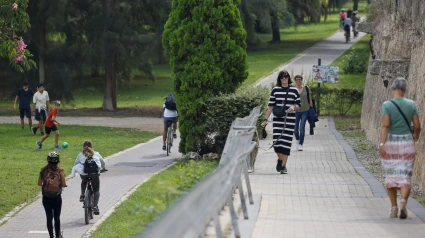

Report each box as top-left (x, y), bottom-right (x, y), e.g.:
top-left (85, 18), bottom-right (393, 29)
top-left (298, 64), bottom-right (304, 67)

top-left (167, 127), bottom-right (173, 156)
top-left (84, 189), bottom-right (90, 224)
top-left (89, 191), bottom-right (94, 219)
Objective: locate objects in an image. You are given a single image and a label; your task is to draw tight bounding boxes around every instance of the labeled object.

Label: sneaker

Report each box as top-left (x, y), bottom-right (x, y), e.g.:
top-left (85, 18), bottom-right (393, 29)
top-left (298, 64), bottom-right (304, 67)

top-left (79, 195), bottom-right (85, 202)
top-left (32, 127), bottom-right (37, 135)
top-left (54, 145), bottom-right (61, 150)
top-left (297, 144), bottom-right (303, 151)
top-left (276, 160), bottom-right (282, 172)
top-left (41, 132), bottom-right (45, 136)
top-left (162, 145), bottom-right (166, 151)
top-left (280, 166), bottom-right (288, 174)
top-left (173, 134), bottom-right (177, 139)
top-left (36, 141), bottom-right (42, 149)
top-left (93, 206), bottom-right (100, 215)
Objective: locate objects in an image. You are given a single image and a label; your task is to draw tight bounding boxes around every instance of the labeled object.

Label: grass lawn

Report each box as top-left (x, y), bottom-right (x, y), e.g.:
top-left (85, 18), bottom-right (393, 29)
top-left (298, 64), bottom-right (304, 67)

top-left (0, 1), bottom-right (368, 111)
top-left (0, 124), bottom-right (159, 219)
top-left (91, 159), bottom-right (218, 238)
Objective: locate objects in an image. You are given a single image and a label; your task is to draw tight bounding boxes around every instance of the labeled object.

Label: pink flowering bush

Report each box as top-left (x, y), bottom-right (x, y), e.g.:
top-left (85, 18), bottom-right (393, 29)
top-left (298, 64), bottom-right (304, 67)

top-left (11, 3), bottom-right (18, 11)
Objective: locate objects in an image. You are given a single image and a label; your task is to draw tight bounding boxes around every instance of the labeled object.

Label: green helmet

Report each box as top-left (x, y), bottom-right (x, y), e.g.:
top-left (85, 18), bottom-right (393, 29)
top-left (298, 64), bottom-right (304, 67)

top-left (47, 151), bottom-right (60, 164)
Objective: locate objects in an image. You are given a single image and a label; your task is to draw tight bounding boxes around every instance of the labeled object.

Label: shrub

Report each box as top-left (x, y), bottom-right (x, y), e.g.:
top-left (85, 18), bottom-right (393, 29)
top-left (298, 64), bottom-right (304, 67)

top-left (163, 0), bottom-right (249, 154)
top-left (310, 87), bottom-right (364, 116)
top-left (199, 86), bottom-right (269, 155)
top-left (342, 47), bottom-right (369, 74)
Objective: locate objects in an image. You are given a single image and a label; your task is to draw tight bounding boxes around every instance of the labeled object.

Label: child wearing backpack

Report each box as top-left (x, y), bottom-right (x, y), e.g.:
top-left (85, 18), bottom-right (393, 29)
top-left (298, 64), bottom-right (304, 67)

top-left (73, 140), bottom-right (106, 215)
top-left (38, 152), bottom-right (67, 238)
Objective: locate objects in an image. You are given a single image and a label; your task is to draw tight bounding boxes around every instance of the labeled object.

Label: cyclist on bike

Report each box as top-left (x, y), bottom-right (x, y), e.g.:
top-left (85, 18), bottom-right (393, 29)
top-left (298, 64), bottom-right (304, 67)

top-left (339, 9), bottom-right (346, 30)
top-left (162, 94), bottom-right (179, 151)
top-left (343, 17), bottom-right (353, 41)
top-left (73, 140), bottom-right (106, 215)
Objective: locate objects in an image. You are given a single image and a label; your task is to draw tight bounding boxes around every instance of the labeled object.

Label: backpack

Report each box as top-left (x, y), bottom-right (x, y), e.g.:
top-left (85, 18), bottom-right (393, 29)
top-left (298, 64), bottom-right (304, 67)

top-left (84, 157), bottom-right (99, 174)
top-left (164, 93), bottom-right (177, 110)
top-left (42, 168), bottom-right (61, 198)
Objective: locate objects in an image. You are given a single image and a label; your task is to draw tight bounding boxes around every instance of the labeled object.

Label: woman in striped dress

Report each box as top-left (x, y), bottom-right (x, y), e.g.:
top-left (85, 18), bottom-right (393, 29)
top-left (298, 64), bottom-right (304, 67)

top-left (261, 70), bottom-right (300, 174)
top-left (379, 77), bottom-right (421, 219)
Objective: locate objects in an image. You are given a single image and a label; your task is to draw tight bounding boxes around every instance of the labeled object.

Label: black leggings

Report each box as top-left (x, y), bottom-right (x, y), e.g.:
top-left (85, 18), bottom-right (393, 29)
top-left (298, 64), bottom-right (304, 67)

top-left (42, 195), bottom-right (62, 238)
top-left (80, 174), bottom-right (100, 206)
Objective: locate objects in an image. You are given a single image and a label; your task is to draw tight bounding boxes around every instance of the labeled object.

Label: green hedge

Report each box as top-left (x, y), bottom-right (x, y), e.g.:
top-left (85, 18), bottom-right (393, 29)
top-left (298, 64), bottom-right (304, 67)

top-left (310, 87), bottom-right (364, 116)
top-left (198, 86), bottom-right (269, 155)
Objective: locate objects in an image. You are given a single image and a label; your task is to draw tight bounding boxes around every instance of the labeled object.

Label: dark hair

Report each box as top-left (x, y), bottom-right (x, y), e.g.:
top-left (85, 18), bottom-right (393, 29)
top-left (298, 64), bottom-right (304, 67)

top-left (276, 70), bottom-right (293, 87)
top-left (37, 83), bottom-right (44, 88)
top-left (83, 140), bottom-right (94, 158)
top-left (23, 81), bottom-right (29, 86)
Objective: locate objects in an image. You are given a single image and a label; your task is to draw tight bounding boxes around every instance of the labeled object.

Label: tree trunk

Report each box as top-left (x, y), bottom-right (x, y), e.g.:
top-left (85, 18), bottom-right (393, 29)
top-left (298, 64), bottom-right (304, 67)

top-left (38, 19), bottom-right (46, 83)
top-left (270, 11), bottom-right (280, 42)
top-left (158, 45), bottom-right (166, 64)
top-left (102, 0), bottom-right (117, 111)
top-left (91, 65), bottom-right (100, 77)
top-left (353, 0), bottom-right (359, 11)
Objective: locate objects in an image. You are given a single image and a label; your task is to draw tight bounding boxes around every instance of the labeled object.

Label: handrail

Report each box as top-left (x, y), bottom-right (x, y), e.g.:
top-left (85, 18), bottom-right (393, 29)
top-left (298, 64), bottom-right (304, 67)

top-left (138, 106), bottom-right (262, 238)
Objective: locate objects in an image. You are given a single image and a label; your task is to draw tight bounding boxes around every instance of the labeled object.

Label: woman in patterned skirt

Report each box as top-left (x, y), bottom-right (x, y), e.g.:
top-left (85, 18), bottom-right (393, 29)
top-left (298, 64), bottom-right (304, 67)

top-left (379, 77), bottom-right (421, 219)
top-left (261, 70), bottom-right (300, 174)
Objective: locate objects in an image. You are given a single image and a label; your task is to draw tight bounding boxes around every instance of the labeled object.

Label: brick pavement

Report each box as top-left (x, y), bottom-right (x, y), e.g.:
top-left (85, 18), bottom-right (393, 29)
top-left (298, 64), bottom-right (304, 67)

top-left (0, 136), bottom-right (179, 238)
top-left (250, 117), bottom-right (425, 238)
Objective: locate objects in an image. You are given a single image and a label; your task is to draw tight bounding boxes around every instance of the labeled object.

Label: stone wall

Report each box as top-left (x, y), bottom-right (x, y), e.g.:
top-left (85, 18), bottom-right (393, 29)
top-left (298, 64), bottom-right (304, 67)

top-left (360, 0), bottom-right (425, 192)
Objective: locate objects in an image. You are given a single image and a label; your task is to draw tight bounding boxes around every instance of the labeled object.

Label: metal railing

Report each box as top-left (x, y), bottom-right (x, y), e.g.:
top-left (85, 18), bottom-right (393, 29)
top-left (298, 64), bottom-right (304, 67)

top-left (139, 106), bottom-right (262, 238)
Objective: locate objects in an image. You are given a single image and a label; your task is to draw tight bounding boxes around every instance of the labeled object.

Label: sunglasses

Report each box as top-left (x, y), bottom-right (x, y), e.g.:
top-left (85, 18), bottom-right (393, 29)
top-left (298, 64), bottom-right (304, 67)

top-left (295, 78), bottom-right (303, 81)
top-left (282, 75), bottom-right (289, 78)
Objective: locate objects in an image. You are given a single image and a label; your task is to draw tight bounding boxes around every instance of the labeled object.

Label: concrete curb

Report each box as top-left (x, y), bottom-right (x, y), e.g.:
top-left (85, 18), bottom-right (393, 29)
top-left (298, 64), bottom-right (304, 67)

top-left (328, 117), bottom-right (425, 222)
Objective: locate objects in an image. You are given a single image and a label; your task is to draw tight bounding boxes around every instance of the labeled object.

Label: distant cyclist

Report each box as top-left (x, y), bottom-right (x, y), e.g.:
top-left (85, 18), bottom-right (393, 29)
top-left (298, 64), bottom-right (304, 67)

top-left (339, 9), bottom-right (347, 30)
top-left (343, 17), bottom-right (353, 41)
top-left (73, 140), bottom-right (106, 215)
top-left (162, 93), bottom-right (179, 151)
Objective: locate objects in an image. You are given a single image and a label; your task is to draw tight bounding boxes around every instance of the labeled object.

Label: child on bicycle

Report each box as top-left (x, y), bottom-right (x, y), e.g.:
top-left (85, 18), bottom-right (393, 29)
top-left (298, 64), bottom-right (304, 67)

top-left (38, 152), bottom-right (67, 238)
top-left (162, 94), bottom-right (179, 151)
top-left (73, 140), bottom-right (106, 215)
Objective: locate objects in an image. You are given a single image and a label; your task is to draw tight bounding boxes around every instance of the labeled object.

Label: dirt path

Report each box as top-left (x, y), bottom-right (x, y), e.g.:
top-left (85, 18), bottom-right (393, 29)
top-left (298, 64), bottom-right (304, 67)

top-left (0, 116), bottom-right (163, 132)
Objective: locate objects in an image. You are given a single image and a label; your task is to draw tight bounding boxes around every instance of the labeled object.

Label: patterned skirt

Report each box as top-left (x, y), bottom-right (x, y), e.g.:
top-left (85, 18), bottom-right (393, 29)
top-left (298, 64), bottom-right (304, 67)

top-left (273, 112), bottom-right (296, 156)
top-left (381, 134), bottom-right (416, 189)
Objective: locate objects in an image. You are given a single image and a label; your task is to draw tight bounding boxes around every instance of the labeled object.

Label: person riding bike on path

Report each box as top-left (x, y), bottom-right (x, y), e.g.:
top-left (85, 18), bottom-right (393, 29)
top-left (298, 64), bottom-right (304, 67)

top-left (38, 152), bottom-right (67, 238)
top-left (343, 17), bottom-right (353, 41)
top-left (37, 100), bottom-right (61, 150)
top-left (14, 80), bottom-right (34, 131)
top-left (73, 140), bottom-right (106, 215)
top-left (339, 9), bottom-right (347, 30)
top-left (32, 83), bottom-right (50, 136)
top-left (162, 94), bottom-right (179, 151)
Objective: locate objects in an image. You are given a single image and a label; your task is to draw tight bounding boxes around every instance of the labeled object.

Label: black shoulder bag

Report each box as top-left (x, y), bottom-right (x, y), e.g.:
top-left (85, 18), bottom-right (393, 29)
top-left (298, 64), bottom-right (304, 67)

top-left (390, 100), bottom-right (413, 134)
top-left (272, 87), bottom-right (290, 117)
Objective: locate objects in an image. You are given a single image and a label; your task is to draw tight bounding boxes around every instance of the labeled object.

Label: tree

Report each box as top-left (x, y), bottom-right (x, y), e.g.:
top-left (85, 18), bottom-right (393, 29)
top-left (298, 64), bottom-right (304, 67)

top-left (353, 0), bottom-right (359, 11)
top-left (0, 0), bottom-right (36, 72)
top-left (163, 0), bottom-right (248, 153)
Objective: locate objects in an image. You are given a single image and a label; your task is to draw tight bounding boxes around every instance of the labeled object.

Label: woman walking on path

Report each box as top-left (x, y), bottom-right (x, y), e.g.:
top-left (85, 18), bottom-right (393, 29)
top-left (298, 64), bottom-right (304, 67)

top-left (293, 75), bottom-right (313, 151)
top-left (379, 77), bottom-right (421, 219)
top-left (38, 152), bottom-right (67, 238)
top-left (261, 70), bottom-right (300, 174)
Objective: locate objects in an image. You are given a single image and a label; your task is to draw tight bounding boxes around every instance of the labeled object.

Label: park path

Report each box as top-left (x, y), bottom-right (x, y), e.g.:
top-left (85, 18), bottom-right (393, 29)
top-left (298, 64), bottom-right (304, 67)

top-left (245, 117), bottom-right (425, 238)
top-left (255, 30), bottom-right (366, 87)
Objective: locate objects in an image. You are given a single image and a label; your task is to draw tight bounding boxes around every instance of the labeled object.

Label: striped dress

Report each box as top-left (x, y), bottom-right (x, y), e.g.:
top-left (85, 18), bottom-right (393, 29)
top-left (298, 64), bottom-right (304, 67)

top-left (268, 86), bottom-right (301, 155)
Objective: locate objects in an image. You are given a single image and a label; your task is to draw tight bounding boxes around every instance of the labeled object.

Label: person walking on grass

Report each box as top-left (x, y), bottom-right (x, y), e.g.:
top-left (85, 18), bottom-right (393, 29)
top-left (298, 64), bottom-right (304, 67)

top-left (38, 152), bottom-right (67, 238)
top-left (293, 75), bottom-right (313, 151)
top-left (32, 83), bottom-right (50, 136)
top-left (379, 78), bottom-right (421, 219)
top-left (13, 81), bottom-right (34, 131)
top-left (37, 101), bottom-right (61, 149)
top-left (261, 70), bottom-right (300, 174)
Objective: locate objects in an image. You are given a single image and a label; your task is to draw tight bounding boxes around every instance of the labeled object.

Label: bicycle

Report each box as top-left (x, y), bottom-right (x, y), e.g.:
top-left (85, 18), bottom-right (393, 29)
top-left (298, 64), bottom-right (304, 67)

top-left (82, 169), bottom-right (107, 224)
top-left (165, 121), bottom-right (173, 156)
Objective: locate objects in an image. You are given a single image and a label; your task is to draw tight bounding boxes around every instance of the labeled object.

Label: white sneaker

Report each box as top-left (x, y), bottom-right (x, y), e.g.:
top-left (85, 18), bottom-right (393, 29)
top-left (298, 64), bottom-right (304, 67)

top-left (297, 144), bottom-right (303, 151)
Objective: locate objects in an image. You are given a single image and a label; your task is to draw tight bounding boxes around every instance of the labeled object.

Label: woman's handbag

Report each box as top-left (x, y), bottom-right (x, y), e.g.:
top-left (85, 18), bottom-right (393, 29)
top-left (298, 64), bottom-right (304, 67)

top-left (272, 87), bottom-right (290, 117)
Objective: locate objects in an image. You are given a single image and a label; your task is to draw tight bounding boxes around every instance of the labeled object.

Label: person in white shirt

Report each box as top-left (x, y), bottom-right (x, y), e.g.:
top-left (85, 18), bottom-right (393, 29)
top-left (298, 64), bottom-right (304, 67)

top-left (162, 94), bottom-right (179, 151)
top-left (32, 83), bottom-right (49, 136)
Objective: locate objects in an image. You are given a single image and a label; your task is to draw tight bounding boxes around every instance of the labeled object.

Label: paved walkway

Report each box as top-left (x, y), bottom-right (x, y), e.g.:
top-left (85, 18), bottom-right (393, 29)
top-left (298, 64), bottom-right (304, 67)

top-left (249, 118), bottom-right (425, 238)
top-left (0, 135), bottom-right (180, 237)
top-left (255, 31), bottom-right (366, 87)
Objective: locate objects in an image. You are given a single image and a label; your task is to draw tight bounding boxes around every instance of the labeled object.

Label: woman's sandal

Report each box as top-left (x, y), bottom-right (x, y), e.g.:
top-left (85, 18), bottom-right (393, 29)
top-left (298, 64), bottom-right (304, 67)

top-left (390, 206), bottom-right (398, 218)
top-left (399, 199), bottom-right (408, 219)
